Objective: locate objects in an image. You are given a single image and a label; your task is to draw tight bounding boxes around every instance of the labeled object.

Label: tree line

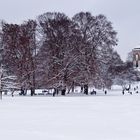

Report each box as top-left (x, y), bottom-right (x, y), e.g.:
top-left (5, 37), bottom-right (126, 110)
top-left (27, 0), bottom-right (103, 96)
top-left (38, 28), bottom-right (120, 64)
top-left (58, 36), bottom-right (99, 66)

top-left (0, 12), bottom-right (139, 96)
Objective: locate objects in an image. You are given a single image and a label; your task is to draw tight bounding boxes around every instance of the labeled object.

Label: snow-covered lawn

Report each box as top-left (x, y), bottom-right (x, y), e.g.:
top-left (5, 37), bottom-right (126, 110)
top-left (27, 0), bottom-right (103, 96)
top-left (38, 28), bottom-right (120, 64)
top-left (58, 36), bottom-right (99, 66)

top-left (1, 93), bottom-right (140, 140)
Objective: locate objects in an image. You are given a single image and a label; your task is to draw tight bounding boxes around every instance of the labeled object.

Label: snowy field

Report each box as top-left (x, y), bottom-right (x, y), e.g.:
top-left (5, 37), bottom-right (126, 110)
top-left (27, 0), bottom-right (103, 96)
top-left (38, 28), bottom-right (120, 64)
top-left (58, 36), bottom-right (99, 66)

top-left (1, 91), bottom-right (140, 140)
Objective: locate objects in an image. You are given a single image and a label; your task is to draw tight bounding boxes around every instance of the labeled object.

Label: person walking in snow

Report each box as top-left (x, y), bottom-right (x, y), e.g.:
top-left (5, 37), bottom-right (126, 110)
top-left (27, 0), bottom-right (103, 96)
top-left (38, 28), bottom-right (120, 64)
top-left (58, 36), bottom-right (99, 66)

top-left (90, 89), bottom-right (96, 95)
top-left (122, 89), bottom-right (125, 95)
top-left (104, 90), bottom-right (107, 95)
top-left (61, 86), bottom-right (66, 96)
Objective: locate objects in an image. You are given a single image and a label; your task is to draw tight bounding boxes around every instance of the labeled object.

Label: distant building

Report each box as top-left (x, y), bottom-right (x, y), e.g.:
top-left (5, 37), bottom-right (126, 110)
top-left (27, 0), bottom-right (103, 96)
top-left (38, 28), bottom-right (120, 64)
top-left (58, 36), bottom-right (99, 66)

top-left (133, 48), bottom-right (140, 68)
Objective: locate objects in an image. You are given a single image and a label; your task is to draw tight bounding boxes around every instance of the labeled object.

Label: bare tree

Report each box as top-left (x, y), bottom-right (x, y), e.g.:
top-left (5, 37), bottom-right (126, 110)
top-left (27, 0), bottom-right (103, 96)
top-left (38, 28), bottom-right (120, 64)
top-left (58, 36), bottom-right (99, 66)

top-left (73, 12), bottom-right (118, 90)
top-left (37, 12), bottom-right (83, 93)
top-left (1, 20), bottom-right (37, 96)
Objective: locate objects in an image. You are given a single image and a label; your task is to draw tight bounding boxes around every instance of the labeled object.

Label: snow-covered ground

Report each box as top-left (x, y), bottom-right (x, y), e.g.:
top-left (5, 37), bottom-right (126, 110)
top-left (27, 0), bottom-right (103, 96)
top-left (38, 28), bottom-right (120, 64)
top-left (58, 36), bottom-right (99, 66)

top-left (1, 90), bottom-right (140, 140)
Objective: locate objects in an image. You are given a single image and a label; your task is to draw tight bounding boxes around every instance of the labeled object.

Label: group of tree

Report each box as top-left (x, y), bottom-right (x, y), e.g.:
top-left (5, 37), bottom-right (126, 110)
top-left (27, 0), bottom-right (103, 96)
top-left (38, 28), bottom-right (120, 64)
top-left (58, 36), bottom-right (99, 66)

top-left (0, 12), bottom-right (139, 96)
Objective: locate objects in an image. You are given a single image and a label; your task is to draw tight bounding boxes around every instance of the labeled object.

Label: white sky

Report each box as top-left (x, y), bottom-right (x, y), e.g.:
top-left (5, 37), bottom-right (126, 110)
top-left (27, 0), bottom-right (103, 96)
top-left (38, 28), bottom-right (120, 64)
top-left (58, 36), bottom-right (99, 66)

top-left (0, 0), bottom-right (140, 61)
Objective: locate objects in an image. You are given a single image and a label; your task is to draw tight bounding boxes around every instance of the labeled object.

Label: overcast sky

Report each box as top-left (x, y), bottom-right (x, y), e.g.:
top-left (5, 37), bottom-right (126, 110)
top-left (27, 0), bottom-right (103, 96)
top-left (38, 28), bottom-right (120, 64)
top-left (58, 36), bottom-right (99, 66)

top-left (0, 0), bottom-right (140, 61)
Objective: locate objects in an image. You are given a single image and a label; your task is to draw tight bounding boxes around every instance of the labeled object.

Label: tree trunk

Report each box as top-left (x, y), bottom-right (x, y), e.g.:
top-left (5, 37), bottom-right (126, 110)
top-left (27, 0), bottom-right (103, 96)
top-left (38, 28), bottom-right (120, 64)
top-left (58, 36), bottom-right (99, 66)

top-left (72, 81), bottom-right (75, 92)
top-left (30, 57), bottom-right (36, 96)
top-left (31, 87), bottom-right (35, 96)
top-left (0, 90), bottom-right (2, 100)
top-left (20, 87), bottom-right (24, 95)
top-left (84, 84), bottom-right (88, 95)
